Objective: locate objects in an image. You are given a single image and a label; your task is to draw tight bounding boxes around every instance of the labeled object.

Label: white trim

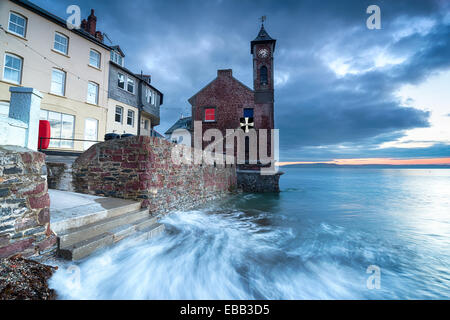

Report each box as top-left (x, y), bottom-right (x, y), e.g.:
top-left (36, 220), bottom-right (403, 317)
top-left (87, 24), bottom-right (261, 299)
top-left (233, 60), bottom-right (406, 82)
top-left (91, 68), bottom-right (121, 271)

top-left (89, 49), bottom-right (101, 69)
top-left (8, 12), bottom-right (27, 38)
top-left (53, 32), bottom-right (69, 55)
top-left (3, 53), bottom-right (23, 85)
top-left (50, 68), bottom-right (66, 96)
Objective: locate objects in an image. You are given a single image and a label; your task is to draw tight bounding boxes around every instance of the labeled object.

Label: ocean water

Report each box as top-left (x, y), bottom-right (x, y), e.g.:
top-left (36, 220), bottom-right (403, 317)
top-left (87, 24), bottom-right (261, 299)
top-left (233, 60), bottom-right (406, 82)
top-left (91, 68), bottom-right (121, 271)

top-left (49, 168), bottom-right (450, 299)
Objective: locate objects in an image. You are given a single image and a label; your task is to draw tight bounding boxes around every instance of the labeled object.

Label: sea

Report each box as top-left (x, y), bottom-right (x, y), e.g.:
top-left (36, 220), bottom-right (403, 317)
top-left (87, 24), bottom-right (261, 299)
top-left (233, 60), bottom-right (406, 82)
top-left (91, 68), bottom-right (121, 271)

top-left (49, 167), bottom-right (450, 299)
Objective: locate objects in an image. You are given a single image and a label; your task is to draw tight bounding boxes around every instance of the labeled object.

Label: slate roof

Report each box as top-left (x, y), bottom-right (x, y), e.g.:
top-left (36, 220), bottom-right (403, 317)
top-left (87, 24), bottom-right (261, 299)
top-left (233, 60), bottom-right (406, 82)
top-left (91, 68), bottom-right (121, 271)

top-left (165, 117), bottom-right (192, 135)
top-left (250, 25), bottom-right (276, 54)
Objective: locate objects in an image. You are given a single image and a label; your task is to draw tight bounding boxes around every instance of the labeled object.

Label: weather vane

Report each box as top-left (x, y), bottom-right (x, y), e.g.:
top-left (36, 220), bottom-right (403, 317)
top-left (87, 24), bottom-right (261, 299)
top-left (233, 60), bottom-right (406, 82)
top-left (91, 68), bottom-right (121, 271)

top-left (260, 15), bottom-right (266, 26)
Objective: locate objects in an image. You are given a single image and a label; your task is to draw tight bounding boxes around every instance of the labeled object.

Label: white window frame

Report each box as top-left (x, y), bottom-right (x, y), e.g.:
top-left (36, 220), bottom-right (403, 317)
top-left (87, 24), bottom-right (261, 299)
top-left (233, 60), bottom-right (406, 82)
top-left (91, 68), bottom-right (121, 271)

top-left (115, 106), bottom-right (123, 123)
top-left (3, 53), bottom-right (23, 84)
top-left (40, 109), bottom-right (75, 149)
top-left (111, 50), bottom-right (124, 67)
top-left (127, 77), bottom-right (135, 94)
top-left (89, 49), bottom-right (101, 68)
top-left (50, 68), bottom-right (66, 96)
top-left (87, 81), bottom-right (99, 105)
top-left (145, 87), bottom-right (152, 104)
top-left (127, 110), bottom-right (135, 127)
top-left (117, 73), bottom-right (125, 89)
top-left (8, 12), bottom-right (27, 38)
top-left (53, 32), bottom-right (69, 55)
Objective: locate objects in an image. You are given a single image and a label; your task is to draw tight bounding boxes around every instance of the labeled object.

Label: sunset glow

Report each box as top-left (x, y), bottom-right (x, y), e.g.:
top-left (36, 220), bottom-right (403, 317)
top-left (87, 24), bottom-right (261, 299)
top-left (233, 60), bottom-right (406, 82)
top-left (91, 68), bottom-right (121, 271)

top-left (278, 157), bottom-right (450, 166)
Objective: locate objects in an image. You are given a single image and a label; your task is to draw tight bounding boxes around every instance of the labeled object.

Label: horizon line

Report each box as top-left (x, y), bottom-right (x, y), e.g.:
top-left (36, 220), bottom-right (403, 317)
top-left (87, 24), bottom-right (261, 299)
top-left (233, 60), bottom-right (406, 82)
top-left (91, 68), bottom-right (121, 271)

top-left (277, 157), bottom-right (450, 166)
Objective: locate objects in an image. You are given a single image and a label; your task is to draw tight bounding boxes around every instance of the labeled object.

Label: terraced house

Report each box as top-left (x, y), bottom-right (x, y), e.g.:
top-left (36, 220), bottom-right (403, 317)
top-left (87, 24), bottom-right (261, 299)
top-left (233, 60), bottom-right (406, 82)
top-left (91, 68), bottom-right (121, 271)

top-left (0, 0), bottom-right (163, 153)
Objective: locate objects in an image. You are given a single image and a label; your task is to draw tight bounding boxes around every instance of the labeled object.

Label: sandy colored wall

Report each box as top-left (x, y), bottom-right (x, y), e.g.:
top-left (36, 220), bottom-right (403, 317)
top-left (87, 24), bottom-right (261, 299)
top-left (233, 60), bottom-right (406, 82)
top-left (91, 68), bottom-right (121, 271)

top-left (0, 1), bottom-right (110, 151)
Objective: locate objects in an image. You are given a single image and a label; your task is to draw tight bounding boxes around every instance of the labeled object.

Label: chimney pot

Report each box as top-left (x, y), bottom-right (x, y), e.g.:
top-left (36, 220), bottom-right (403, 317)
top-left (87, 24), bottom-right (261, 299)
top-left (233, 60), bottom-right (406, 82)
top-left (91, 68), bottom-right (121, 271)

top-left (217, 69), bottom-right (232, 77)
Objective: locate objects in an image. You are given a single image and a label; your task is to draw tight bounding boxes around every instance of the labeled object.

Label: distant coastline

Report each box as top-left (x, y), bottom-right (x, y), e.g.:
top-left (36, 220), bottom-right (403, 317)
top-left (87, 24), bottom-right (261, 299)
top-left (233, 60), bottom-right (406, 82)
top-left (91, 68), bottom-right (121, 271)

top-left (279, 163), bottom-right (450, 169)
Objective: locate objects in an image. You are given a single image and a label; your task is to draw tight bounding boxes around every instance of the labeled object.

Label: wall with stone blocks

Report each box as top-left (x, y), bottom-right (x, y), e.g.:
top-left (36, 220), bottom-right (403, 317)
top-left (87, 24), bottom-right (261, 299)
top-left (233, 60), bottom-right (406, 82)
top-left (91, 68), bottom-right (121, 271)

top-left (0, 146), bottom-right (56, 259)
top-left (72, 136), bottom-right (237, 214)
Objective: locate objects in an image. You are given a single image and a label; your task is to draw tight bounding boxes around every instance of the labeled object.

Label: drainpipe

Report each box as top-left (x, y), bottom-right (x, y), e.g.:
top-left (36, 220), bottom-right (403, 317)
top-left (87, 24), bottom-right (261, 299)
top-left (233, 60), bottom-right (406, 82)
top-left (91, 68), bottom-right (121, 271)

top-left (137, 71), bottom-right (143, 136)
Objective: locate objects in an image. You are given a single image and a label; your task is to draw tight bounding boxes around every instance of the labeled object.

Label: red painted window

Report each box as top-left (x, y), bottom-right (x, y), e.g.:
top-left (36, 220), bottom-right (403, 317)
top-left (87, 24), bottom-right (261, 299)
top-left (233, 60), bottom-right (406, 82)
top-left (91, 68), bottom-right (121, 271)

top-left (204, 108), bottom-right (215, 121)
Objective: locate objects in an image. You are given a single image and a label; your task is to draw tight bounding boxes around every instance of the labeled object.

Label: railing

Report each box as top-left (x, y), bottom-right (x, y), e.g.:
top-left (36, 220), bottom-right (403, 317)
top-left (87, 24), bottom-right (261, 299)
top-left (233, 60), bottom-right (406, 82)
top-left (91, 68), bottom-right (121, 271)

top-left (38, 137), bottom-right (103, 152)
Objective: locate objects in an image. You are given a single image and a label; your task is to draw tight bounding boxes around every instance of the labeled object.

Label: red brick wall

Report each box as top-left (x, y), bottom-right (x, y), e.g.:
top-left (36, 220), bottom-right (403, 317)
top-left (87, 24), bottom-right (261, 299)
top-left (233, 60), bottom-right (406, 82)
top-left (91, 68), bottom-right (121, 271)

top-left (72, 136), bottom-right (237, 214)
top-left (189, 70), bottom-right (274, 161)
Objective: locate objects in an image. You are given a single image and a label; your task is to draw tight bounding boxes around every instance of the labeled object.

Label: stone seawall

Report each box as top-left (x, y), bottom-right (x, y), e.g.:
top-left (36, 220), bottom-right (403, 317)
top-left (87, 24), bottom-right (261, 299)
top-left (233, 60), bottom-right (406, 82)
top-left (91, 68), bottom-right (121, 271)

top-left (0, 146), bottom-right (56, 259)
top-left (72, 136), bottom-right (237, 214)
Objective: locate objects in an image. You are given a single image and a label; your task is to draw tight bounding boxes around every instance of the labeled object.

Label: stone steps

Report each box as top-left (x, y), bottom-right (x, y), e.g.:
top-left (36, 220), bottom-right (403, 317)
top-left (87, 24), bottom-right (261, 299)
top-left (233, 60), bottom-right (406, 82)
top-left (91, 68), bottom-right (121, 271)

top-left (51, 198), bottom-right (142, 234)
top-left (57, 221), bottom-right (165, 261)
top-left (57, 209), bottom-right (153, 248)
top-left (52, 194), bottom-right (164, 261)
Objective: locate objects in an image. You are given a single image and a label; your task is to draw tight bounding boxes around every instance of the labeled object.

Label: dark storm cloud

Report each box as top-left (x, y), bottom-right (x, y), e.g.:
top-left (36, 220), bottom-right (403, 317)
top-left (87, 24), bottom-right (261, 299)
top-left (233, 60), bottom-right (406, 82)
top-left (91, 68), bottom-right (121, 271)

top-left (33, 0), bottom-right (450, 160)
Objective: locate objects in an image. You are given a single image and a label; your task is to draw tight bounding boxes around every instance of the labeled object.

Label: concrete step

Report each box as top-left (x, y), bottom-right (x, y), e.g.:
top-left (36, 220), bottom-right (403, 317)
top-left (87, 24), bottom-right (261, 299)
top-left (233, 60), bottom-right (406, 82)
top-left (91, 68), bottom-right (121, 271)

top-left (57, 232), bottom-right (114, 261)
top-left (57, 217), bottom-right (163, 261)
top-left (110, 216), bottom-right (158, 243)
top-left (57, 209), bottom-right (150, 248)
top-left (134, 223), bottom-right (165, 242)
top-left (52, 198), bottom-right (142, 234)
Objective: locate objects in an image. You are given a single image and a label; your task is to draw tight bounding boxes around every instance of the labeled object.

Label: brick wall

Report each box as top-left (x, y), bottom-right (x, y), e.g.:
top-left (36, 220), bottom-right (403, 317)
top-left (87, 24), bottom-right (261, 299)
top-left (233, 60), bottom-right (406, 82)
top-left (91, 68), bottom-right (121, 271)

top-left (0, 146), bottom-right (56, 259)
top-left (72, 136), bottom-right (237, 214)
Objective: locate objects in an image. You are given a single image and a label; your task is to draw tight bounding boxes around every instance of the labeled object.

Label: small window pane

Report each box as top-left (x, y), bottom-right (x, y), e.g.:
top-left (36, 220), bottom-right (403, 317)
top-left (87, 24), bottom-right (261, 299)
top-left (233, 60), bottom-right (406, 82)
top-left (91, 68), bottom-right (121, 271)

top-left (127, 78), bottom-right (134, 93)
top-left (204, 108), bottom-right (215, 121)
top-left (54, 33), bottom-right (68, 54)
top-left (51, 69), bottom-right (65, 96)
top-left (89, 50), bottom-right (100, 68)
top-left (127, 110), bottom-right (134, 126)
top-left (244, 108), bottom-right (254, 118)
top-left (118, 73), bottom-right (125, 89)
top-left (8, 12), bottom-right (26, 37)
top-left (3, 54), bottom-right (22, 84)
top-left (87, 82), bottom-right (98, 104)
top-left (115, 106), bottom-right (123, 123)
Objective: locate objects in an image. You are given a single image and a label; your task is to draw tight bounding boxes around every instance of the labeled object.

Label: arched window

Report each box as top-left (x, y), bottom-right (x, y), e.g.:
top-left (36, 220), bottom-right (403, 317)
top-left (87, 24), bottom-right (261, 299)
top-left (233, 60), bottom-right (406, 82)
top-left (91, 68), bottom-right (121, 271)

top-left (260, 66), bottom-right (268, 85)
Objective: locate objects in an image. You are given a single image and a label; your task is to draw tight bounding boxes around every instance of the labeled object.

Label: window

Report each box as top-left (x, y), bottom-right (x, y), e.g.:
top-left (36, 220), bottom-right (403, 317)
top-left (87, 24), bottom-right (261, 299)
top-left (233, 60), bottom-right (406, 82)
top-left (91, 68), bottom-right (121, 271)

top-left (127, 110), bottom-right (134, 126)
top-left (40, 110), bottom-right (75, 148)
top-left (117, 73), bottom-right (125, 89)
top-left (87, 82), bottom-right (99, 104)
top-left (111, 50), bottom-right (123, 66)
top-left (51, 69), bottom-right (66, 96)
top-left (260, 66), bottom-right (268, 85)
top-left (144, 119), bottom-right (149, 130)
top-left (3, 53), bottom-right (22, 84)
top-left (204, 107), bottom-right (216, 122)
top-left (244, 108), bottom-right (254, 118)
top-left (53, 32), bottom-right (68, 55)
top-left (84, 118), bottom-right (98, 150)
top-left (115, 106), bottom-right (123, 123)
top-left (8, 12), bottom-right (27, 37)
top-left (127, 78), bottom-right (134, 93)
top-left (89, 49), bottom-right (100, 68)
top-left (145, 88), bottom-right (152, 103)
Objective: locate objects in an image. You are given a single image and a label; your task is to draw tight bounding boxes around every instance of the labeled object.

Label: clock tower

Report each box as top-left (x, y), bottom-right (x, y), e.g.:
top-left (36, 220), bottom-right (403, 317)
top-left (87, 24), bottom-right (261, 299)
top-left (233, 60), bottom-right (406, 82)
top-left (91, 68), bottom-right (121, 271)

top-left (251, 21), bottom-right (276, 127)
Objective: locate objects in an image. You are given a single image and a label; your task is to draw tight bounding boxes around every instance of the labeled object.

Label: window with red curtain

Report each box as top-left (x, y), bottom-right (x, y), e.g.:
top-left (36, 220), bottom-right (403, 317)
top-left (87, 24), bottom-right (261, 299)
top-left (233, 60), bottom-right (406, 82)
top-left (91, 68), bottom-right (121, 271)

top-left (204, 108), bottom-right (216, 121)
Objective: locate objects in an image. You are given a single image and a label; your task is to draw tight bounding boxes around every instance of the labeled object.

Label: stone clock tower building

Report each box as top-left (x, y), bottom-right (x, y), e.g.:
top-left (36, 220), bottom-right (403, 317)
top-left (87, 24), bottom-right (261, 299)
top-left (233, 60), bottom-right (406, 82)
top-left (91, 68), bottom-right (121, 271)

top-left (189, 22), bottom-right (282, 192)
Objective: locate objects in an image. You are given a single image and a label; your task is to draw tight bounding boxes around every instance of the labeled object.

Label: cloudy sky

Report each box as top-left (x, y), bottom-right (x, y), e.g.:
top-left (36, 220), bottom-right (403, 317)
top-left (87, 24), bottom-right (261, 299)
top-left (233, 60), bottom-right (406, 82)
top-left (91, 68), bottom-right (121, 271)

top-left (34, 0), bottom-right (450, 162)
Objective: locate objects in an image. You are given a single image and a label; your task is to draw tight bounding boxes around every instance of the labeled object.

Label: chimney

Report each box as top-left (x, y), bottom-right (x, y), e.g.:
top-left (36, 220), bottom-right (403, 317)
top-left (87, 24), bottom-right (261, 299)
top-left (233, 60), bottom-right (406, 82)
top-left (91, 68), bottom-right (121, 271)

top-left (86, 9), bottom-right (97, 36)
top-left (217, 69), bottom-right (232, 77)
top-left (95, 31), bottom-right (103, 42)
top-left (81, 19), bottom-right (87, 31)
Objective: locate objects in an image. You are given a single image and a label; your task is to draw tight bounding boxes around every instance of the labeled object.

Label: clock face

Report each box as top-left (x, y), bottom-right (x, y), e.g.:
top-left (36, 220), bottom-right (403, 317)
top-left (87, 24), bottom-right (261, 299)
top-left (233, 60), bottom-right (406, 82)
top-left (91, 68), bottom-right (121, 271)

top-left (258, 48), bottom-right (269, 58)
